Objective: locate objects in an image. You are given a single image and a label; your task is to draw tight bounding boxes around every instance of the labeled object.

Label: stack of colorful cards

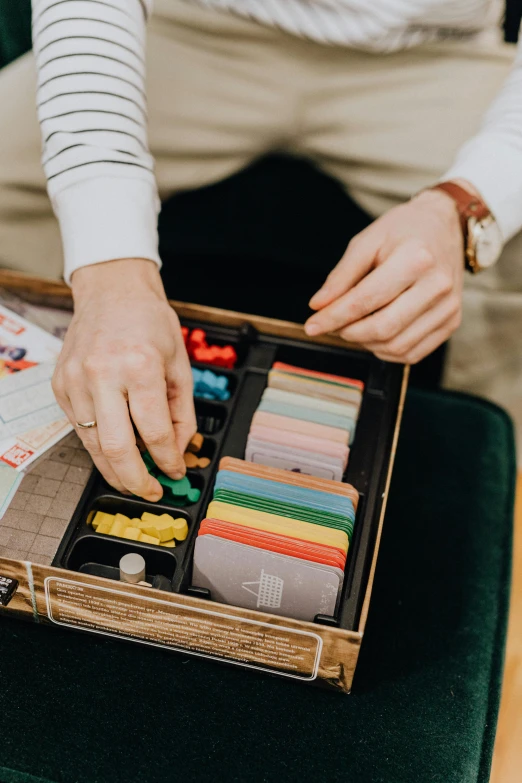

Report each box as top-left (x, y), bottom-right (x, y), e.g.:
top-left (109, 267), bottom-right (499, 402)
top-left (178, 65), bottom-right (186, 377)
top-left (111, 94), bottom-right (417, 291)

top-left (245, 362), bottom-right (364, 480)
top-left (193, 457), bottom-right (359, 622)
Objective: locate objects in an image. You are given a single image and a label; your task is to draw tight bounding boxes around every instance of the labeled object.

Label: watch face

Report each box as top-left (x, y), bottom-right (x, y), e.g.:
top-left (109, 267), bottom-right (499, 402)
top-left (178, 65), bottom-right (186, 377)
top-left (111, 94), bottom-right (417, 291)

top-left (470, 216), bottom-right (503, 269)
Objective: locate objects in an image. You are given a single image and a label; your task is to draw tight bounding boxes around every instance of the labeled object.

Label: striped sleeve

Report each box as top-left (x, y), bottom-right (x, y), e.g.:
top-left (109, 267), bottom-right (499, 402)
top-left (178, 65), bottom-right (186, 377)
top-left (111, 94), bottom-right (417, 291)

top-left (32, 0), bottom-right (160, 284)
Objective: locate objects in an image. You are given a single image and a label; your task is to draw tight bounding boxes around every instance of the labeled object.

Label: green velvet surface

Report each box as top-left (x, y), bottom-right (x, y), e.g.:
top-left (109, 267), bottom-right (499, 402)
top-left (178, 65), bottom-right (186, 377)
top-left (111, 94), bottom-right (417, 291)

top-left (0, 0), bottom-right (31, 70)
top-left (0, 769), bottom-right (50, 783)
top-left (0, 389), bottom-right (515, 783)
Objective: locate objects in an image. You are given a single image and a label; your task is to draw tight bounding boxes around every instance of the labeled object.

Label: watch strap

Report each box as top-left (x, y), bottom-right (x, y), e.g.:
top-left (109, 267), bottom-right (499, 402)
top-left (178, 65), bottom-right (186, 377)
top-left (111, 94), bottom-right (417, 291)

top-left (429, 182), bottom-right (491, 273)
top-left (431, 182), bottom-right (490, 224)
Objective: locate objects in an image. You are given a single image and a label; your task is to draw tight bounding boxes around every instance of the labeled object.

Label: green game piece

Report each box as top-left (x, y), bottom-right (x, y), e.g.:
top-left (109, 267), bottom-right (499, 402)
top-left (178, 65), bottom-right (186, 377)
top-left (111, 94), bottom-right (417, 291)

top-left (141, 451), bottom-right (200, 505)
top-left (157, 475), bottom-right (191, 496)
top-left (187, 488), bottom-right (201, 503)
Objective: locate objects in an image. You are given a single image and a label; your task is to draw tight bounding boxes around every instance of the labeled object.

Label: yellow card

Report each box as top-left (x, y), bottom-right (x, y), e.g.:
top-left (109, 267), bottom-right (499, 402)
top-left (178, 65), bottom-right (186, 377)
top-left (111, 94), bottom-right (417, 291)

top-left (206, 501), bottom-right (348, 553)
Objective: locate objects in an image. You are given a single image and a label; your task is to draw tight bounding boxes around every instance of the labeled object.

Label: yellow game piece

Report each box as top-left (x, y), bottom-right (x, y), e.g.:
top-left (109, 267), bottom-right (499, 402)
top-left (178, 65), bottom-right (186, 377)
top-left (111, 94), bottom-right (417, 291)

top-left (198, 457), bottom-right (211, 469)
top-left (139, 533), bottom-right (161, 546)
top-left (128, 518), bottom-right (152, 531)
top-left (140, 513), bottom-right (175, 542)
top-left (92, 511), bottom-right (113, 530)
top-left (171, 517), bottom-right (188, 541)
top-left (96, 520), bottom-right (113, 535)
top-left (109, 513), bottom-right (131, 537)
top-left (158, 513), bottom-right (175, 523)
top-left (160, 540), bottom-right (176, 548)
top-left (141, 511), bottom-right (161, 524)
top-left (123, 527), bottom-right (141, 541)
top-left (141, 525), bottom-right (172, 542)
top-left (109, 520), bottom-right (127, 537)
top-left (132, 519), bottom-right (153, 530)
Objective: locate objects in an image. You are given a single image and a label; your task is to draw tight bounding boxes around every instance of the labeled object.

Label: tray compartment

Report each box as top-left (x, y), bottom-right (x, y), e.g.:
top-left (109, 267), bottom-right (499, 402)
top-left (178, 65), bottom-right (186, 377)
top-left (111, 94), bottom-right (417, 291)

top-left (85, 494), bottom-right (193, 532)
top-left (195, 401), bottom-right (228, 435)
top-left (192, 363), bottom-right (238, 401)
top-left (52, 492), bottom-right (194, 575)
top-left (66, 535), bottom-right (177, 581)
top-left (185, 436), bottom-right (217, 468)
top-left (182, 319), bottom-right (257, 369)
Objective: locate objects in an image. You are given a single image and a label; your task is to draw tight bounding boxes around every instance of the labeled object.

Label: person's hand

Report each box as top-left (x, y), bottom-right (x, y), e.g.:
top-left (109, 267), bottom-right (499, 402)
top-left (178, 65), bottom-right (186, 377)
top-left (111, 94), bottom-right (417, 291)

top-left (53, 259), bottom-right (196, 501)
top-left (305, 186), bottom-right (467, 364)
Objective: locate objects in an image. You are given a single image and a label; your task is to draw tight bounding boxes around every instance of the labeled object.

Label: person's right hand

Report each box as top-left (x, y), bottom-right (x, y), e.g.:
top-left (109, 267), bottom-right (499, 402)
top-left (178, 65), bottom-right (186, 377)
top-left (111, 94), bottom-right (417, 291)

top-left (52, 258), bottom-right (197, 501)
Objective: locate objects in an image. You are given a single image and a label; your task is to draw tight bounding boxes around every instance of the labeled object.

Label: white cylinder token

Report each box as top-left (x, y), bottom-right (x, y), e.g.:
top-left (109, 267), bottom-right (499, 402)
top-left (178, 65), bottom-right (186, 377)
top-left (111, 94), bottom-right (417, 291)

top-left (119, 553), bottom-right (146, 584)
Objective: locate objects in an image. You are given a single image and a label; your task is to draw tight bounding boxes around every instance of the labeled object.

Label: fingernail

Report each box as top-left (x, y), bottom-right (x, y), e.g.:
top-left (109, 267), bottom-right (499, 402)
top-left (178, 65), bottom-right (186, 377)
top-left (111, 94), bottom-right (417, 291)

top-left (304, 322), bottom-right (321, 336)
top-left (172, 471), bottom-right (184, 481)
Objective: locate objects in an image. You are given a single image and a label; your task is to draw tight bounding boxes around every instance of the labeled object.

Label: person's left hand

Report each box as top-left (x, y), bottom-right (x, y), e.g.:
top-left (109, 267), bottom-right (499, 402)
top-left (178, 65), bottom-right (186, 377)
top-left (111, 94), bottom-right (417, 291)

top-left (305, 188), bottom-right (465, 364)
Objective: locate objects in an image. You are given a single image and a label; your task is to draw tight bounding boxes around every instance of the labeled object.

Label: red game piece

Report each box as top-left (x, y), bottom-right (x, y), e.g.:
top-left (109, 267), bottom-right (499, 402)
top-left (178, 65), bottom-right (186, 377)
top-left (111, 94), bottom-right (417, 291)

top-left (220, 345), bottom-right (237, 368)
top-left (193, 346), bottom-right (215, 363)
top-left (185, 328), bottom-right (238, 369)
top-left (208, 346), bottom-right (223, 361)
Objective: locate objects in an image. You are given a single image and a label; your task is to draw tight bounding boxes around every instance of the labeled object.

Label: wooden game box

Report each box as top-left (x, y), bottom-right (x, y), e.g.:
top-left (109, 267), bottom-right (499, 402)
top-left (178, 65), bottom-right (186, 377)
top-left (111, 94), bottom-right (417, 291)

top-left (0, 270), bottom-right (408, 694)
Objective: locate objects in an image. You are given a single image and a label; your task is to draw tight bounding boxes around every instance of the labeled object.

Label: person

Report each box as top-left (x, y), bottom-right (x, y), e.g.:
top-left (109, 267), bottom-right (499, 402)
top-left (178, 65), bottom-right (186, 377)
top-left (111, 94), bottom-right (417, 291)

top-left (0, 0), bottom-right (520, 500)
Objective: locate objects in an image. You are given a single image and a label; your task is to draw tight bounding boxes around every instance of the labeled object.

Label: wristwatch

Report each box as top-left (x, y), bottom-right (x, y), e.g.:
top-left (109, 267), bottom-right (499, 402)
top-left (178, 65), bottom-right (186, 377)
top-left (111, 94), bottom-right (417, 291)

top-left (429, 181), bottom-right (503, 273)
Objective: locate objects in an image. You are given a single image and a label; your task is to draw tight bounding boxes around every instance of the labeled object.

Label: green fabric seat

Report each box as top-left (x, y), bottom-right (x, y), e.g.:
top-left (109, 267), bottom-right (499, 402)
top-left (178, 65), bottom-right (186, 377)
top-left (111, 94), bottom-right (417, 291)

top-left (0, 388), bottom-right (515, 783)
top-left (0, 1), bottom-right (31, 70)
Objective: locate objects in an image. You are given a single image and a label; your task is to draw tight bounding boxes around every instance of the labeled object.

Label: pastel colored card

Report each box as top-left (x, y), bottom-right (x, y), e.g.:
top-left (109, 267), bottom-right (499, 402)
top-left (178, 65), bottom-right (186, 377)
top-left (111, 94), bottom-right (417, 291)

top-left (262, 387), bottom-right (359, 419)
top-left (245, 439), bottom-right (344, 481)
top-left (193, 534), bottom-right (343, 621)
top-left (215, 471), bottom-right (355, 518)
top-left (246, 437), bottom-right (343, 471)
top-left (245, 446), bottom-right (343, 481)
top-left (258, 399), bottom-right (355, 433)
top-left (272, 362), bottom-right (364, 391)
top-left (219, 457), bottom-right (359, 507)
top-left (249, 424), bottom-right (349, 465)
top-left (270, 366), bottom-right (363, 392)
top-left (252, 411), bottom-right (350, 446)
top-left (199, 519), bottom-right (346, 569)
top-left (268, 371), bottom-right (362, 406)
top-left (206, 500), bottom-right (349, 552)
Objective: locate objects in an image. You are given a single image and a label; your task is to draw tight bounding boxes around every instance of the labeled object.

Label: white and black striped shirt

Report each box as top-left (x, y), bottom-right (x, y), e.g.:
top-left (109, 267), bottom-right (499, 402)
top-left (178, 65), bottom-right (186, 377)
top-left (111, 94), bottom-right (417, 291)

top-left (32, 1), bottom-right (522, 281)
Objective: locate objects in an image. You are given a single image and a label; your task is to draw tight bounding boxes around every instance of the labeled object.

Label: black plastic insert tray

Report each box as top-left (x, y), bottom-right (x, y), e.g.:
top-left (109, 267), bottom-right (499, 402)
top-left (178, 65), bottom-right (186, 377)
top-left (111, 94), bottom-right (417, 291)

top-left (53, 317), bottom-right (405, 631)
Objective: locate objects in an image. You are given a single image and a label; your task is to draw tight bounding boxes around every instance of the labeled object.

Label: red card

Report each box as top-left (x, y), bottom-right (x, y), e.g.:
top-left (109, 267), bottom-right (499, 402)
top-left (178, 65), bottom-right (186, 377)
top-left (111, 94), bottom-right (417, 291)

top-left (199, 518), bottom-right (346, 570)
